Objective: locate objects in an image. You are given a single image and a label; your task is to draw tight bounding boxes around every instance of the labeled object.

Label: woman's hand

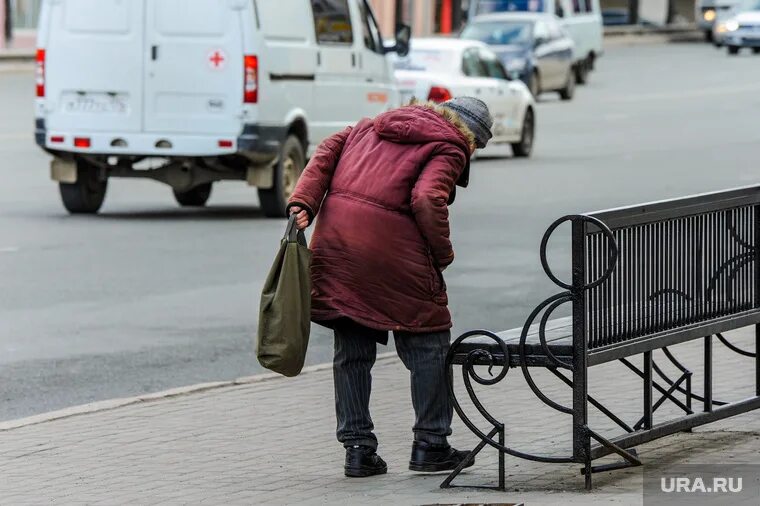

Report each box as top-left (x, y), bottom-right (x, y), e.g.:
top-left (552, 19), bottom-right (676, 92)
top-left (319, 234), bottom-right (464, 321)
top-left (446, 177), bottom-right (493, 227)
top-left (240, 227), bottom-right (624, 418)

top-left (289, 206), bottom-right (310, 230)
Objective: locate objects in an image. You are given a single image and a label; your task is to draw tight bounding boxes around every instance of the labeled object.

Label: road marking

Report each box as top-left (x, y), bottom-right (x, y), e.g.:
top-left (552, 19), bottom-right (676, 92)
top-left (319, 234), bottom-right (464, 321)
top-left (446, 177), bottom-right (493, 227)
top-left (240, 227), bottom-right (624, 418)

top-left (0, 247), bottom-right (19, 253)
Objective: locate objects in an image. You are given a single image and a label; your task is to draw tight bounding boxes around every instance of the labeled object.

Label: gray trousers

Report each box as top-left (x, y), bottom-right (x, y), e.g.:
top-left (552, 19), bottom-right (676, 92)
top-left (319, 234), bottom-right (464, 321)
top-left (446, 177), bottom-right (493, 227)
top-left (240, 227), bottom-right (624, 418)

top-left (332, 319), bottom-right (453, 450)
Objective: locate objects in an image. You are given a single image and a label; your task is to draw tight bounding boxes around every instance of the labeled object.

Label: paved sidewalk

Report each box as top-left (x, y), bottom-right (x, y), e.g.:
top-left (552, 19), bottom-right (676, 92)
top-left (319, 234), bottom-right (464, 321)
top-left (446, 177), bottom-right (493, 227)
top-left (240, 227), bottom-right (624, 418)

top-left (0, 328), bottom-right (758, 505)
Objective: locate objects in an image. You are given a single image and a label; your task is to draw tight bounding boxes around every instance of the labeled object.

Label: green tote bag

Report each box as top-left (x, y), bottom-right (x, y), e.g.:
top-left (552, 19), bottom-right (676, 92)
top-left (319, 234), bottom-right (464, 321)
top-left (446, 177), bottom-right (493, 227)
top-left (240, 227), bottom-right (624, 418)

top-left (256, 215), bottom-right (312, 377)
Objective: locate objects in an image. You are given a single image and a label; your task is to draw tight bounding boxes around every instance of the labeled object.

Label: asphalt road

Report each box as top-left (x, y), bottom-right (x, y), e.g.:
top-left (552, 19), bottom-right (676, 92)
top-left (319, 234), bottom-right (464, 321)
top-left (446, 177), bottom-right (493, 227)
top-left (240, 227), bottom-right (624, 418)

top-left (1, 42), bottom-right (759, 421)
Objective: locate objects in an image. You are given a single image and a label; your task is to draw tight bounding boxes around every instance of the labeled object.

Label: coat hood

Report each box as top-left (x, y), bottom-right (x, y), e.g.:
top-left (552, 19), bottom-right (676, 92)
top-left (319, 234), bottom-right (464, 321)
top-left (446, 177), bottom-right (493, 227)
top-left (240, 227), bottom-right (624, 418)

top-left (373, 101), bottom-right (475, 151)
top-left (373, 101), bottom-right (474, 189)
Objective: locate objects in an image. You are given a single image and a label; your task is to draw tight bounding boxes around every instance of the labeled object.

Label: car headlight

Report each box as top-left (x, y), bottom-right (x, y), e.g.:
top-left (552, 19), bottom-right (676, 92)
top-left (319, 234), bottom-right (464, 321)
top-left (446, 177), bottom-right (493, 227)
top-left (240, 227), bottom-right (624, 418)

top-left (507, 57), bottom-right (527, 73)
top-left (704, 9), bottom-right (716, 21)
top-left (725, 19), bottom-right (739, 31)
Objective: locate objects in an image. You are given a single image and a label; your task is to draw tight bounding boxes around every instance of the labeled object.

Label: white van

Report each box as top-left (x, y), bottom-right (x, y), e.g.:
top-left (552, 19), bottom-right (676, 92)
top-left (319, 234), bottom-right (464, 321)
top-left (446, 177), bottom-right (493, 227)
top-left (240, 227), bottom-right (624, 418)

top-left (34, 0), bottom-right (410, 216)
top-left (467, 0), bottom-right (602, 83)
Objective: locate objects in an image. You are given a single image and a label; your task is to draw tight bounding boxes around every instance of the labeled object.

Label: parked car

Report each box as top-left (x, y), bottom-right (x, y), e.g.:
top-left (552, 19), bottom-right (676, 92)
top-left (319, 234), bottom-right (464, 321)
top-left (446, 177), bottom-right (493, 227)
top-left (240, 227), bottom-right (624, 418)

top-left (722, 3), bottom-right (760, 53)
top-left (697, 0), bottom-right (742, 41)
top-left (461, 13), bottom-right (576, 100)
top-left (35, 0), bottom-right (409, 216)
top-left (467, 0), bottom-right (602, 84)
top-left (392, 39), bottom-right (537, 157)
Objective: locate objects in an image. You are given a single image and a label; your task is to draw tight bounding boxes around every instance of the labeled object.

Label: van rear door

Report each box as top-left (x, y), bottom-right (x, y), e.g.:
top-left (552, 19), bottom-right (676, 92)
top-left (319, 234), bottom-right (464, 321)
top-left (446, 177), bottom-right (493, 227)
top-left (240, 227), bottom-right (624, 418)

top-left (44, 0), bottom-right (144, 133)
top-left (143, 0), bottom-right (244, 136)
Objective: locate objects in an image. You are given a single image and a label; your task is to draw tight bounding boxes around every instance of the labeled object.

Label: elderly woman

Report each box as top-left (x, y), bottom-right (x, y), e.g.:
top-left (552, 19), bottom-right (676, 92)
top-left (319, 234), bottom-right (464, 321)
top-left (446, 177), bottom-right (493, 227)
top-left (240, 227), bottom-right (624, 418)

top-left (287, 97), bottom-right (493, 478)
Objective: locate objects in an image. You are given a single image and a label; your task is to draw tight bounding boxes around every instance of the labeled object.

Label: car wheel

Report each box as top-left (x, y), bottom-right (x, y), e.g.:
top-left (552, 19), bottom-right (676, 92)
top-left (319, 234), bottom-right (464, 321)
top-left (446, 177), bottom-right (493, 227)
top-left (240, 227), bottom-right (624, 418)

top-left (728, 45), bottom-right (740, 55)
top-left (574, 59), bottom-right (589, 85)
top-left (258, 134), bottom-right (306, 218)
top-left (173, 182), bottom-right (212, 207)
top-left (559, 69), bottom-right (575, 101)
top-left (59, 159), bottom-right (107, 214)
top-left (529, 70), bottom-right (540, 98)
top-left (753, 48), bottom-right (760, 54)
top-left (705, 30), bottom-right (713, 42)
top-left (511, 108), bottom-right (534, 158)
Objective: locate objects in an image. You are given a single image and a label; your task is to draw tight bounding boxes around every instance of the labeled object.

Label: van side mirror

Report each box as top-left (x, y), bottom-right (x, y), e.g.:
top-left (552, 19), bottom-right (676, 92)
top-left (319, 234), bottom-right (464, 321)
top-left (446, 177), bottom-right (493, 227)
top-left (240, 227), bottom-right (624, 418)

top-left (389, 24), bottom-right (411, 57)
top-left (534, 36), bottom-right (547, 48)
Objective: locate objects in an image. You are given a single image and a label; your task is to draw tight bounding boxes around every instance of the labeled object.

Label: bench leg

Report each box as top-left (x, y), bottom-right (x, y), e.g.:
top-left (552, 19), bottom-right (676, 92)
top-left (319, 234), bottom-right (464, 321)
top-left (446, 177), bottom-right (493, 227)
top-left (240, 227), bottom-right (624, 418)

top-left (756, 324), bottom-right (760, 397)
top-left (440, 426), bottom-right (505, 491)
top-left (704, 335), bottom-right (713, 412)
top-left (643, 351), bottom-right (653, 429)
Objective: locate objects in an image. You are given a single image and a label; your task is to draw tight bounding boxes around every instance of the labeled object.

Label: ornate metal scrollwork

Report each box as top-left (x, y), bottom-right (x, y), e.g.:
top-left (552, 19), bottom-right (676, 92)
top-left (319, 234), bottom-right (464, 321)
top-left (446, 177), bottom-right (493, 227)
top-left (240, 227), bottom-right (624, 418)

top-left (446, 215), bottom-right (618, 464)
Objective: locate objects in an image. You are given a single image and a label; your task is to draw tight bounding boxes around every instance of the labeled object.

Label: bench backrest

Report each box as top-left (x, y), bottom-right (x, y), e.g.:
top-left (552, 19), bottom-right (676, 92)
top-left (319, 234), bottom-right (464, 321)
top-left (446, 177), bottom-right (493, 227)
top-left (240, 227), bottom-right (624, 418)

top-left (577, 186), bottom-right (760, 362)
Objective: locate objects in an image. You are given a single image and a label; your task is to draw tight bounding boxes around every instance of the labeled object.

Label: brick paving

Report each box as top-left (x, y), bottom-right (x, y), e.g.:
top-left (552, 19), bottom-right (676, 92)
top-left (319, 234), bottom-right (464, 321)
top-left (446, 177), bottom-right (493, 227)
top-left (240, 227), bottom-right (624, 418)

top-left (0, 327), bottom-right (758, 505)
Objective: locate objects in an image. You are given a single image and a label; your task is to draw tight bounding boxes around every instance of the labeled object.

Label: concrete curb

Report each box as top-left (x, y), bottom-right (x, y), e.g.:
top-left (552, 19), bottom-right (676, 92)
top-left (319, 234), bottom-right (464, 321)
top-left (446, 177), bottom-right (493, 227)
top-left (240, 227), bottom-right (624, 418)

top-left (604, 24), bottom-right (699, 37)
top-left (0, 352), bottom-right (398, 432)
top-left (0, 49), bottom-right (35, 61)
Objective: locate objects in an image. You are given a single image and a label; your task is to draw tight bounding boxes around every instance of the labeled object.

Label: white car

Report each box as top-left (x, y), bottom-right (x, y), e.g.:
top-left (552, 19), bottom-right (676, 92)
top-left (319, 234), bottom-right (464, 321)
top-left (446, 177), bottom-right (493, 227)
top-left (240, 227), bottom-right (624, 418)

top-left (720, 0), bottom-right (760, 53)
top-left (392, 38), bottom-right (536, 157)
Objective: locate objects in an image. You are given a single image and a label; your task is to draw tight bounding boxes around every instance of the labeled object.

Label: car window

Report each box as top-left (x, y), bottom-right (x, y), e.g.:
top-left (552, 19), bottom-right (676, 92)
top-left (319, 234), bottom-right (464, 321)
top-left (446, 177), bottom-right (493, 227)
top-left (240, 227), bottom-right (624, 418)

top-left (311, 0), bottom-right (354, 44)
top-left (462, 48), bottom-right (490, 77)
top-left (480, 50), bottom-right (510, 80)
top-left (357, 0), bottom-right (383, 53)
top-left (460, 21), bottom-right (533, 45)
top-left (476, 0), bottom-right (546, 14)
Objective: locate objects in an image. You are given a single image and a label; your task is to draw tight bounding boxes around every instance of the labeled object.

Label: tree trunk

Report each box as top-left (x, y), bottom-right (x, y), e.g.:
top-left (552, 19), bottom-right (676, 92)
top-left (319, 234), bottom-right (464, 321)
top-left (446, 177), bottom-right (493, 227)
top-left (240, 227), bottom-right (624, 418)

top-left (4, 0), bottom-right (13, 44)
top-left (628, 0), bottom-right (639, 24)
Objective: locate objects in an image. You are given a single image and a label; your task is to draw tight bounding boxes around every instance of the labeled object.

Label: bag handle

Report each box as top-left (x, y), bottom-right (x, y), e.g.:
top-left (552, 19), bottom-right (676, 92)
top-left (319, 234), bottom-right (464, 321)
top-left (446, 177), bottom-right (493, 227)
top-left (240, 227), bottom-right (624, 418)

top-left (284, 214), bottom-right (307, 246)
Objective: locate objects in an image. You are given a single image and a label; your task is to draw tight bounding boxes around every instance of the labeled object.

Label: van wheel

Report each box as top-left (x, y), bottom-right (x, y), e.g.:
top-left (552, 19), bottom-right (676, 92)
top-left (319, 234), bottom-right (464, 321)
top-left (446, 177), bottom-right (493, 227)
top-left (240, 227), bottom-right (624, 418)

top-left (753, 48), bottom-right (760, 54)
top-left (559, 70), bottom-right (575, 101)
top-left (728, 45), bottom-right (740, 55)
top-left (574, 60), bottom-right (589, 84)
top-left (173, 183), bottom-right (212, 207)
top-left (259, 134), bottom-right (306, 218)
top-left (511, 108), bottom-right (534, 158)
top-left (59, 159), bottom-right (107, 214)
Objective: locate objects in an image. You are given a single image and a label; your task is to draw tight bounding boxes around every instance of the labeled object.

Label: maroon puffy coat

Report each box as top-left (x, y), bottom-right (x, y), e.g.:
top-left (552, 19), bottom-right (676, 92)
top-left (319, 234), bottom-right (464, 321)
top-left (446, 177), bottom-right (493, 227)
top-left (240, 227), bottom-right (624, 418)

top-left (287, 103), bottom-right (474, 333)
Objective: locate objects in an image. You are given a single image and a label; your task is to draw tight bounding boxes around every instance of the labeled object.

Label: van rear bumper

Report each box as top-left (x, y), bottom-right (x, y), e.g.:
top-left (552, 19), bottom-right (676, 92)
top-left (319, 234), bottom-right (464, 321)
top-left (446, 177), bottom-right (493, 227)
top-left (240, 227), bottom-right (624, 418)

top-left (35, 121), bottom-right (285, 158)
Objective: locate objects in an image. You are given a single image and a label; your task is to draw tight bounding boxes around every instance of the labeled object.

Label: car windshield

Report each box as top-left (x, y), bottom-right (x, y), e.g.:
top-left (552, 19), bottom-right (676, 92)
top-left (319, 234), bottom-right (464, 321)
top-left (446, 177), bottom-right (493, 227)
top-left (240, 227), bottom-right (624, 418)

top-left (392, 49), bottom-right (453, 72)
top-left (739, 0), bottom-right (760, 10)
top-left (461, 21), bottom-right (533, 46)
top-left (475, 0), bottom-right (546, 14)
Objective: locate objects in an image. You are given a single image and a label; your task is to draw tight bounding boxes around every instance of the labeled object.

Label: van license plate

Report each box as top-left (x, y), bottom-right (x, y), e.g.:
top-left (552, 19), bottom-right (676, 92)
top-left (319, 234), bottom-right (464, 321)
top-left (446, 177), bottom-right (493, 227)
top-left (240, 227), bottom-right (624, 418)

top-left (63, 93), bottom-right (128, 114)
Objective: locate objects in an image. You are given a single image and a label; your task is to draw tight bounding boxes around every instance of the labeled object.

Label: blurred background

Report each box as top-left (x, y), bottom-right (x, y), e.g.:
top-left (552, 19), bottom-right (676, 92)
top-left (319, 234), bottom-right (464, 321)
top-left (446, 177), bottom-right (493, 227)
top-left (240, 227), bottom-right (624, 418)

top-left (0, 0), bottom-right (758, 424)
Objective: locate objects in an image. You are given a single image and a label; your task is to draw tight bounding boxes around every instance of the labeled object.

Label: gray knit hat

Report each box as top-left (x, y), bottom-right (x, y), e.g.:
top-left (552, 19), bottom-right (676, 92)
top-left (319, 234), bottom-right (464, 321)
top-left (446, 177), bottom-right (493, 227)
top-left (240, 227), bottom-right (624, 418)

top-left (440, 97), bottom-right (493, 149)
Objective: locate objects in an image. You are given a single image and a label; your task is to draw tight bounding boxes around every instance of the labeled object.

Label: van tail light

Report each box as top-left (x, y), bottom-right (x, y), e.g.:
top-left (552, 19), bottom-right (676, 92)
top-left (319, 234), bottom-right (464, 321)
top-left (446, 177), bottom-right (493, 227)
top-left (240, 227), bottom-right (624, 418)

top-left (244, 55), bottom-right (258, 103)
top-left (74, 137), bottom-right (91, 148)
top-left (35, 49), bottom-right (46, 97)
top-left (427, 86), bottom-right (452, 103)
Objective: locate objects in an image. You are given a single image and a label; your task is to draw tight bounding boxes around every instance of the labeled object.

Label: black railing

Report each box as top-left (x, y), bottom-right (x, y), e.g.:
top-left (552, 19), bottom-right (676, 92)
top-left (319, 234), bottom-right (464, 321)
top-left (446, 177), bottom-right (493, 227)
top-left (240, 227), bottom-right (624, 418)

top-left (583, 187), bottom-right (760, 352)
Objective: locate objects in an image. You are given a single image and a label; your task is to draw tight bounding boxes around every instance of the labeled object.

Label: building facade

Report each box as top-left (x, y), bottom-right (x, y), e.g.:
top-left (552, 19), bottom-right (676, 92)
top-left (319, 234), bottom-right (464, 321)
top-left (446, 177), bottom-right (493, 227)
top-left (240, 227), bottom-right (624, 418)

top-left (1, 0), bottom-right (40, 49)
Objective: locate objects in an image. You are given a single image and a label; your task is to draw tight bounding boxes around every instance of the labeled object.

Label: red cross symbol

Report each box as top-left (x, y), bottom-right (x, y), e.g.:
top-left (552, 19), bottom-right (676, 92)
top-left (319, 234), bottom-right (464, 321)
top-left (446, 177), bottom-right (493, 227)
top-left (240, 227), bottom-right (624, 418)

top-left (209, 50), bottom-right (225, 68)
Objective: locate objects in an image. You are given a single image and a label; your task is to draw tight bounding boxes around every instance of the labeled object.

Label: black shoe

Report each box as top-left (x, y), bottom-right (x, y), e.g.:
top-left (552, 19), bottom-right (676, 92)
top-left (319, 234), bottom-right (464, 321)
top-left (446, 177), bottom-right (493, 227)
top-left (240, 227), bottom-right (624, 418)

top-left (408, 440), bottom-right (475, 473)
top-left (344, 445), bottom-right (388, 478)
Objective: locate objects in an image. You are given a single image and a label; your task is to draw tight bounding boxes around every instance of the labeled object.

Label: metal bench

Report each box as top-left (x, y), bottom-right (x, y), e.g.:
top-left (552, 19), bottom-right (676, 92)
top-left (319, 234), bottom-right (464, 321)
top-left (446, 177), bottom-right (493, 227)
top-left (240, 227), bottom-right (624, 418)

top-left (443, 186), bottom-right (760, 490)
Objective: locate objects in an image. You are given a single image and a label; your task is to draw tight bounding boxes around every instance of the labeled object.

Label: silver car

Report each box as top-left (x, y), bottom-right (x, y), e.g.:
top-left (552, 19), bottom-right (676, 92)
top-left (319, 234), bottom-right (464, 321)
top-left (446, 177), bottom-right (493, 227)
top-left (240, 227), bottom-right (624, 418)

top-left (721, 0), bottom-right (760, 53)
